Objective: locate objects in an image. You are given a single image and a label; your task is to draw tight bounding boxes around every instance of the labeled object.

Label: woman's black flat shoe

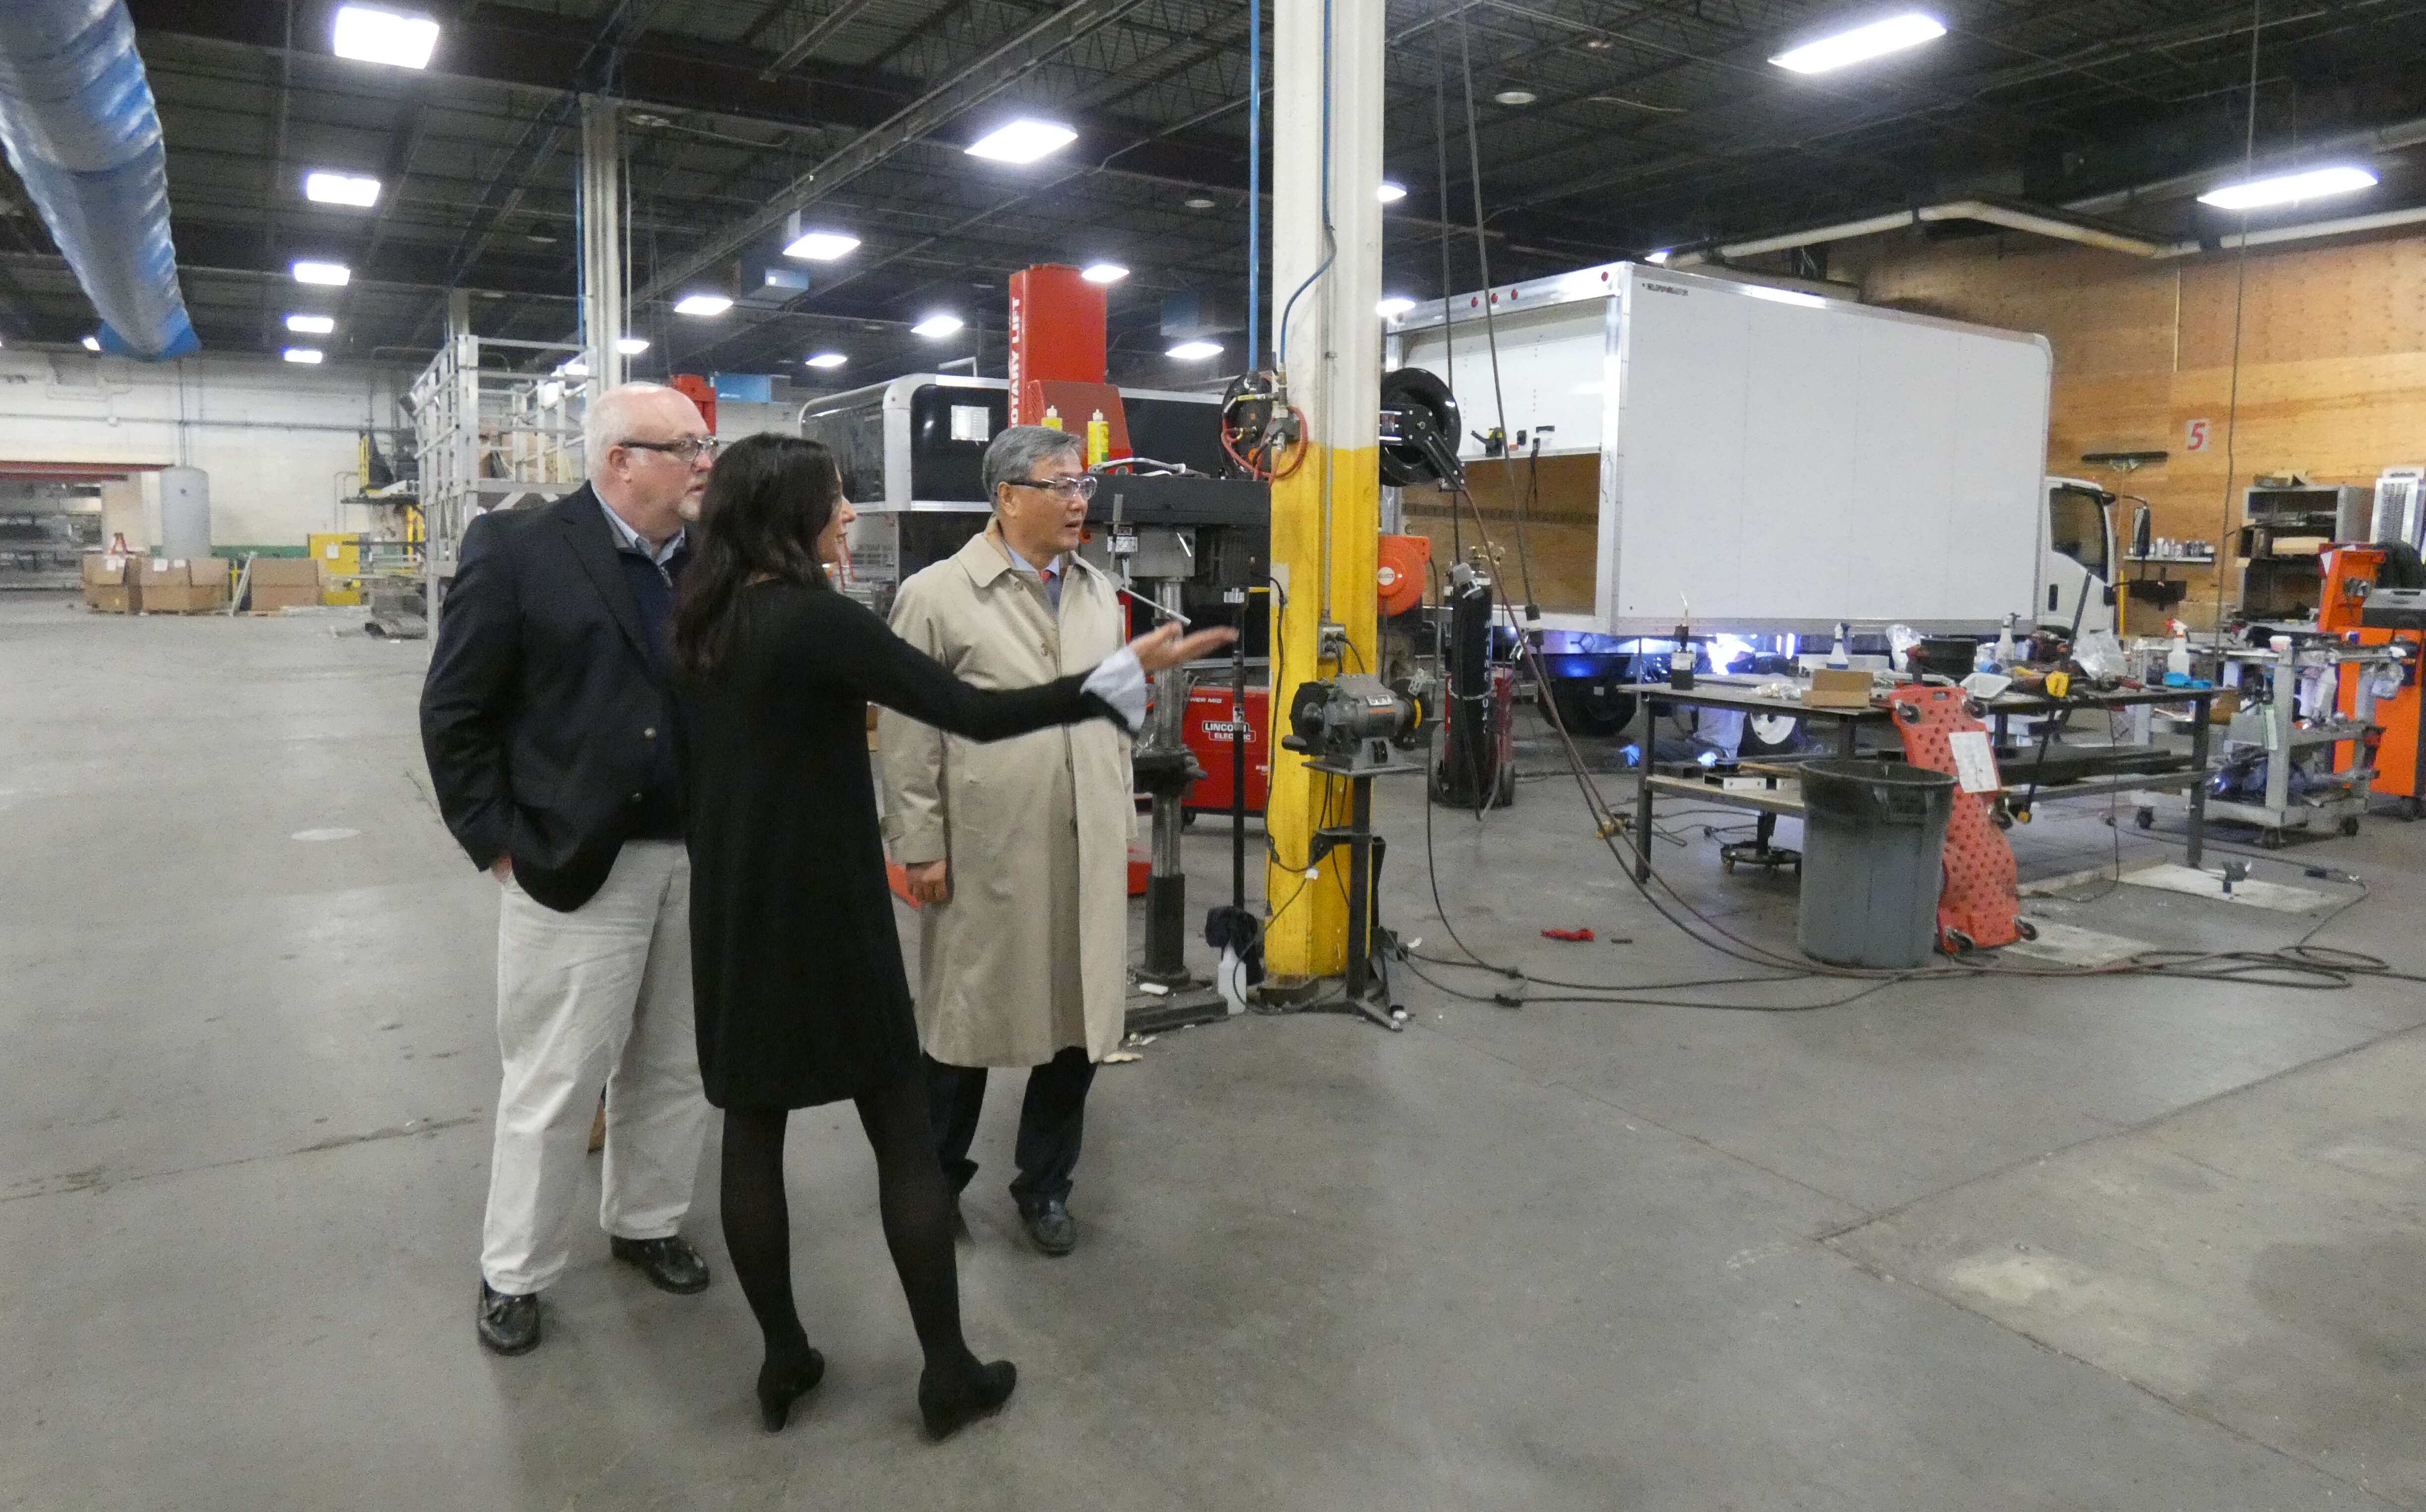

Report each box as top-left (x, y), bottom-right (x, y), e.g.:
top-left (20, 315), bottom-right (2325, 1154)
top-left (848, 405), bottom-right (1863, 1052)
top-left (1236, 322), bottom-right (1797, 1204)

top-left (918, 1358), bottom-right (1017, 1441)
top-left (757, 1348), bottom-right (827, 1432)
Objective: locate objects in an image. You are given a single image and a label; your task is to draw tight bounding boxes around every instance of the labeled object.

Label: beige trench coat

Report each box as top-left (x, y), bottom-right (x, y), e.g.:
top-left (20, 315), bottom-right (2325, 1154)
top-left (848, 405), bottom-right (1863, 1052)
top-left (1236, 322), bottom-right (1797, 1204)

top-left (879, 526), bottom-right (1132, 1067)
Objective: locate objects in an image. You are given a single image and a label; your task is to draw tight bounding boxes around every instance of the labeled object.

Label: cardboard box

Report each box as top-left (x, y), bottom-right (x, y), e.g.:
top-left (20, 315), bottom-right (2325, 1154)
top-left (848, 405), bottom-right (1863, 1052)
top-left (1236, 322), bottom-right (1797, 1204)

top-left (247, 555), bottom-right (322, 612)
top-left (132, 557), bottom-right (229, 614)
top-left (82, 552), bottom-right (134, 613)
top-left (1804, 668), bottom-right (1878, 710)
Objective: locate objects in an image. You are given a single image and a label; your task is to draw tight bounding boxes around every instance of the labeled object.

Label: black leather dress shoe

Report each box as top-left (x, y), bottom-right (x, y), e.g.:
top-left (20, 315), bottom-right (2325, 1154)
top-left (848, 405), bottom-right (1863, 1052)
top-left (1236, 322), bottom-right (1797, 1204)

top-left (610, 1234), bottom-right (711, 1295)
top-left (477, 1282), bottom-right (541, 1355)
top-left (1016, 1197), bottom-right (1077, 1257)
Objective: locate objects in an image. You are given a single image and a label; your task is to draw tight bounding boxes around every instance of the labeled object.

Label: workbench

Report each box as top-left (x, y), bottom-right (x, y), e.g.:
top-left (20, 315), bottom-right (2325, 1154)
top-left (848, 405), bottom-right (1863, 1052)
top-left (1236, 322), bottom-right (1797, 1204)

top-left (1623, 679), bottom-right (2219, 881)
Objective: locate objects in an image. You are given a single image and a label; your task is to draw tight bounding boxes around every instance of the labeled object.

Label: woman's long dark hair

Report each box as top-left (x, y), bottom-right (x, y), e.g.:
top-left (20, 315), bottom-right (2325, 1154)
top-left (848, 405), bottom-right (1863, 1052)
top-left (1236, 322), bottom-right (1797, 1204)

top-left (670, 432), bottom-right (842, 680)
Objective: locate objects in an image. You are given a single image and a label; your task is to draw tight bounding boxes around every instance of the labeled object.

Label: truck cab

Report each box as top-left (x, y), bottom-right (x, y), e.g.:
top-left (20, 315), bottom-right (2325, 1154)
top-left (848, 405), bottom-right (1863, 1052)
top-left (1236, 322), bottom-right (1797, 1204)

top-left (2041, 476), bottom-right (2119, 639)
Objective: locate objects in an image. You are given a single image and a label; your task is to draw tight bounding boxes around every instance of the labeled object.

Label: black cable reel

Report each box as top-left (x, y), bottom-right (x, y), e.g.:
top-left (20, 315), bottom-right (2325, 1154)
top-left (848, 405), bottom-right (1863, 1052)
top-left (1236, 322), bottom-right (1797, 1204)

top-left (1378, 367), bottom-right (1464, 489)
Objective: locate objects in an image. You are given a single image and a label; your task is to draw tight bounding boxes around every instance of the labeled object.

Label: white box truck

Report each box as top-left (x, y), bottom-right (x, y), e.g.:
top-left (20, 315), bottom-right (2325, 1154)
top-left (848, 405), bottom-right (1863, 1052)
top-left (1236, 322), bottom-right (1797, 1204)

top-left (1385, 261), bottom-right (2079, 636)
top-left (1384, 262), bottom-right (2120, 737)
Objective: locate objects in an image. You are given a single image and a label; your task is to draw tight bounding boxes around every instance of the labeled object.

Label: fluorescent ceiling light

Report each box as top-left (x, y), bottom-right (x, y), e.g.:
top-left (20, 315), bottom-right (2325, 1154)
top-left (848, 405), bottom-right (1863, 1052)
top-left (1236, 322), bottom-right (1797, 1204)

top-left (674, 293), bottom-right (733, 316)
top-left (782, 230), bottom-right (860, 261)
top-left (1183, 196), bottom-right (1216, 210)
top-left (1167, 340), bottom-right (1222, 360)
top-left (555, 357), bottom-right (589, 377)
top-left (283, 347), bottom-right (325, 364)
top-left (81, 335), bottom-right (101, 351)
top-left (806, 351), bottom-right (849, 369)
top-left (966, 119), bottom-right (1078, 164)
top-left (303, 170), bottom-right (381, 207)
top-left (1377, 181), bottom-right (1408, 204)
top-left (1493, 89), bottom-right (1538, 106)
top-left (331, 5), bottom-right (440, 68)
top-left (1769, 12), bottom-right (1946, 74)
top-left (1740, 284), bottom-right (1827, 309)
top-left (292, 260), bottom-right (350, 286)
top-left (1081, 263), bottom-right (1130, 285)
top-left (912, 314), bottom-right (964, 339)
top-left (285, 314), bottom-right (335, 334)
top-left (2197, 164), bottom-right (2378, 211)
top-left (617, 336), bottom-right (650, 355)
top-left (1645, 249), bottom-right (1671, 265)
top-left (1376, 296), bottom-right (1416, 318)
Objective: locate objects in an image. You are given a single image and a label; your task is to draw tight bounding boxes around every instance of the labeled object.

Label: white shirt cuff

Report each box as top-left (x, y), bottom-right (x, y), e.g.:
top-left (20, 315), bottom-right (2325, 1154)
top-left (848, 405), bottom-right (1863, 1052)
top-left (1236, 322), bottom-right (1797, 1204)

top-left (1083, 646), bottom-right (1148, 734)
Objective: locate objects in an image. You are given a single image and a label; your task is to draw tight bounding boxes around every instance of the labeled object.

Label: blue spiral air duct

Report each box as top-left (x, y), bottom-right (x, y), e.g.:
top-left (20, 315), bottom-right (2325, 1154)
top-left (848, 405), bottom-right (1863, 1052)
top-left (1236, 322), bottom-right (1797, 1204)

top-left (0, 0), bottom-right (198, 359)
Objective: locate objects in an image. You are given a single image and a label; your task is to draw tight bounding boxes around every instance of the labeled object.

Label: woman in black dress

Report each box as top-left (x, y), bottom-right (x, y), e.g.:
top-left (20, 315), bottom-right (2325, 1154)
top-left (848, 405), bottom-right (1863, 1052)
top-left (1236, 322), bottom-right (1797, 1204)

top-left (670, 434), bottom-right (1229, 1438)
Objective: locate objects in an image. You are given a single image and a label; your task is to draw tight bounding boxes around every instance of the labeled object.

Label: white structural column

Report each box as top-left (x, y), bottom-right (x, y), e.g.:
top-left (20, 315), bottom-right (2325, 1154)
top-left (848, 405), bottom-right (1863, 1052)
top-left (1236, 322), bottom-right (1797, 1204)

top-left (578, 94), bottom-right (626, 393)
top-left (1264, 0), bottom-right (1385, 981)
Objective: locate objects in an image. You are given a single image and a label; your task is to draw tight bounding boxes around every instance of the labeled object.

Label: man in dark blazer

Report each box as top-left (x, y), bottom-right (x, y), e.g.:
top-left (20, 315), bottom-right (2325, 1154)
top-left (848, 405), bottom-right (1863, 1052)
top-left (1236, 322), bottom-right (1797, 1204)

top-left (421, 382), bottom-right (720, 1355)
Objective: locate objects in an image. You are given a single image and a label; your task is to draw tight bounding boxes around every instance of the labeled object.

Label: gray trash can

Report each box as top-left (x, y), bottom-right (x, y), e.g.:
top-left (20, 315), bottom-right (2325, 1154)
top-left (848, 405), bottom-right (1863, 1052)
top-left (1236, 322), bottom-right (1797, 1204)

top-left (1796, 759), bottom-right (1956, 968)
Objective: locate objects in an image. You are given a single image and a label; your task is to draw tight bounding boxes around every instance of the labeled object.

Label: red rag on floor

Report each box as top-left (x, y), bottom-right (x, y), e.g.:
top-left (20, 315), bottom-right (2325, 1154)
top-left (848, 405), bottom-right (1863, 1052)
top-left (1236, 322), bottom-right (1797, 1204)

top-left (1540, 928), bottom-right (1595, 942)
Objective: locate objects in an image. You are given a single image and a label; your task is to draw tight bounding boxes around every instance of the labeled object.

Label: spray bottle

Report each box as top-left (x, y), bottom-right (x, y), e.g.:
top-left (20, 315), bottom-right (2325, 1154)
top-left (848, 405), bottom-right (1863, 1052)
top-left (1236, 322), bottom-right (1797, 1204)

top-left (1994, 612), bottom-right (2018, 670)
top-left (1828, 620), bottom-right (1851, 670)
top-left (2167, 619), bottom-right (2193, 681)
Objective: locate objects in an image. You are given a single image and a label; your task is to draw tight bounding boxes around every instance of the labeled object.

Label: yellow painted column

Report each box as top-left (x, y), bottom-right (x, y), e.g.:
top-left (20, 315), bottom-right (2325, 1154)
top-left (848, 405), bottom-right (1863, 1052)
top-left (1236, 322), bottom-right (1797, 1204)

top-left (1263, 0), bottom-right (1385, 982)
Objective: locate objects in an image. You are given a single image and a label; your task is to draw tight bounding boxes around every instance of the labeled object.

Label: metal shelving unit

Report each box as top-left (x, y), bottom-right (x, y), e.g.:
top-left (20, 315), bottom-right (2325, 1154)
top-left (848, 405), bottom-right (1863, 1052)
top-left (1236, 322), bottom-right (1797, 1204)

top-left (2234, 483), bottom-right (2369, 621)
top-left (410, 332), bottom-right (587, 632)
top-left (2138, 643), bottom-right (2402, 846)
top-left (0, 486), bottom-right (101, 590)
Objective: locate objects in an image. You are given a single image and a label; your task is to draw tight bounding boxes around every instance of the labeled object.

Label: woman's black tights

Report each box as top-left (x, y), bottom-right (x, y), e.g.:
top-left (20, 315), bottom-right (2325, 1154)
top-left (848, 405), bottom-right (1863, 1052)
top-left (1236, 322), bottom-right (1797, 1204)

top-left (719, 1076), bottom-right (981, 1383)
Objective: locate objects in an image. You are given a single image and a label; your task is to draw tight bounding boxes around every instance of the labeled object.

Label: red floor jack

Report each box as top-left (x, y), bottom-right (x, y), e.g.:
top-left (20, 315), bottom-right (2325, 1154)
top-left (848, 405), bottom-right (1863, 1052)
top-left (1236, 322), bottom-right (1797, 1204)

top-left (1888, 684), bottom-right (2027, 953)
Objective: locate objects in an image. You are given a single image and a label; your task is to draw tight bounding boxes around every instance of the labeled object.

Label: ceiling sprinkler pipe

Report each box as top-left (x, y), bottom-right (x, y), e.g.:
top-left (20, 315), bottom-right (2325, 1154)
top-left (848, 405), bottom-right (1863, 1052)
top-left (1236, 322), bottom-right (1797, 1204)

top-left (1692, 211), bottom-right (1916, 262)
top-left (2065, 114), bottom-right (2426, 217)
top-left (2159, 202), bottom-right (2426, 258)
top-left (1915, 201), bottom-right (2166, 257)
top-left (1675, 190), bottom-right (2424, 270)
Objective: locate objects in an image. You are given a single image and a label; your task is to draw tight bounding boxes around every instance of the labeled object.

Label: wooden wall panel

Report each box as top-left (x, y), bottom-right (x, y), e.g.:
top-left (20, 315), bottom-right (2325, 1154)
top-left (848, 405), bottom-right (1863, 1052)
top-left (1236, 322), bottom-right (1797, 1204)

top-left (1862, 239), bottom-right (2177, 379)
top-left (1399, 453), bottom-right (1600, 614)
top-left (1846, 224), bottom-right (2426, 625)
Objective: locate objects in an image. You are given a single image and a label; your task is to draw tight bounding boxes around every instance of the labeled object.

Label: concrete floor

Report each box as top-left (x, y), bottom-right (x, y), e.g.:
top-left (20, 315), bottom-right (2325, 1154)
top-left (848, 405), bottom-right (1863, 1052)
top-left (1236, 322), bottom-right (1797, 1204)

top-left (5, 594), bottom-right (2424, 1511)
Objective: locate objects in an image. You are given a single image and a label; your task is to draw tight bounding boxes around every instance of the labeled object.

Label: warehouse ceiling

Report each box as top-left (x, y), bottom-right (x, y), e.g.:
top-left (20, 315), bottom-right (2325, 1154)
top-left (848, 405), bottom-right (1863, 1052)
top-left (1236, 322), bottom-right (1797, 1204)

top-left (4, 0), bottom-right (2426, 389)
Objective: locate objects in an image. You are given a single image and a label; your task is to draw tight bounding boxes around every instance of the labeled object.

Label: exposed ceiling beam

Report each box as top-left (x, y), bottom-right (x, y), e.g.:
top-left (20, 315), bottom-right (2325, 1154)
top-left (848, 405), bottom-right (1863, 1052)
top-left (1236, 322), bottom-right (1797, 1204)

top-left (628, 0), bottom-right (1161, 307)
top-left (760, 0), bottom-right (890, 78)
top-left (124, 0), bottom-right (919, 137)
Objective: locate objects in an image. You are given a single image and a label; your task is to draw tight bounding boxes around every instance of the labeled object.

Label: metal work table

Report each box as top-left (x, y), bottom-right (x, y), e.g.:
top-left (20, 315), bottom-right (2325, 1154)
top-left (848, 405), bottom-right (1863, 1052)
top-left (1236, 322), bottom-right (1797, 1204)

top-left (1623, 679), bottom-right (2219, 879)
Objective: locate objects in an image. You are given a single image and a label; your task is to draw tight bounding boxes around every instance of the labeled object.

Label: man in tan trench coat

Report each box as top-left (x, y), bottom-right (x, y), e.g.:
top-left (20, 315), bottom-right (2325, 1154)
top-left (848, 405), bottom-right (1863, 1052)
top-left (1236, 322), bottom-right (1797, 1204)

top-left (880, 424), bottom-right (1132, 1256)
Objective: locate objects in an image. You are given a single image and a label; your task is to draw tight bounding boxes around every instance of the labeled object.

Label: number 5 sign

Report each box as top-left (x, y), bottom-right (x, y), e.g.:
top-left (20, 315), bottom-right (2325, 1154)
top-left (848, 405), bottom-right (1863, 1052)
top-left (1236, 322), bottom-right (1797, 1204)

top-left (2185, 418), bottom-right (2213, 453)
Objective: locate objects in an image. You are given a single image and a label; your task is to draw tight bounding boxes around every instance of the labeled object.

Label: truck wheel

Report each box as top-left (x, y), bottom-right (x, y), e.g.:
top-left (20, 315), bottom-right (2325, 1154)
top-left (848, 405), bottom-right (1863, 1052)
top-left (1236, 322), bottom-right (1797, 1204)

top-left (1740, 713), bottom-right (1802, 756)
top-left (2260, 829), bottom-right (2286, 850)
top-left (2134, 808), bottom-right (2155, 830)
top-left (1549, 680), bottom-right (1638, 738)
top-left (2339, 816), bottom-right (2361, 837)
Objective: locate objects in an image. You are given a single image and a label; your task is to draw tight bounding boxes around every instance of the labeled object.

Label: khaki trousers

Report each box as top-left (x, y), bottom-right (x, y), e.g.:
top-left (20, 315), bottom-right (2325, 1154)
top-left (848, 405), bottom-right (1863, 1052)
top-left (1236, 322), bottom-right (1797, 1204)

top-left (480, 840), bottom-right (708, 1295)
